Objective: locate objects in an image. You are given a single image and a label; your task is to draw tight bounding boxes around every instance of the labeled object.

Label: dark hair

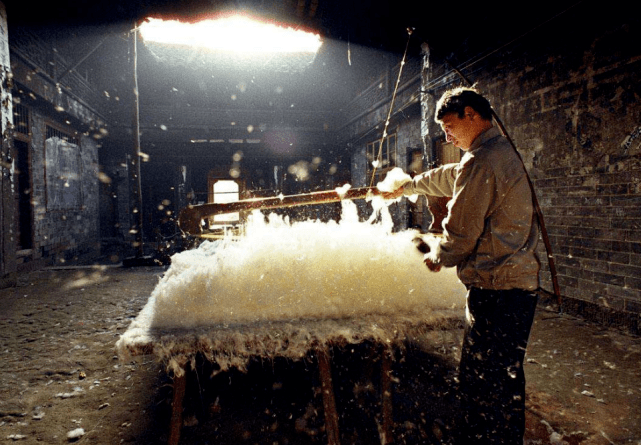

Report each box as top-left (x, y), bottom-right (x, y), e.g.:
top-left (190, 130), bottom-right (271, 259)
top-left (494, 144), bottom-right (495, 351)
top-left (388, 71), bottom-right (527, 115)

top-left (435, 87), bottom-right (494, 122)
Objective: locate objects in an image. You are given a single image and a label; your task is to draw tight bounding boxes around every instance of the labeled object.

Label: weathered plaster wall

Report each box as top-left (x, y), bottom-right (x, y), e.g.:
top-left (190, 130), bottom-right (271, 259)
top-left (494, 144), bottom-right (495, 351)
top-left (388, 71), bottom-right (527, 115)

top-left (0, 1), bottom-right (16, 287)
top-left (7, 27), bottom-right (106, 268)
top-left (24, 112), bottom-right (101, 265)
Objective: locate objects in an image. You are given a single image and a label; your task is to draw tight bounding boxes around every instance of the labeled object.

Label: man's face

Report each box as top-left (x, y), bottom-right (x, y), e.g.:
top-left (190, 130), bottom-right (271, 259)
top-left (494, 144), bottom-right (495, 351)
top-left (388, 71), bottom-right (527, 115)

top-left (440, 112), bottom-right (477, 150)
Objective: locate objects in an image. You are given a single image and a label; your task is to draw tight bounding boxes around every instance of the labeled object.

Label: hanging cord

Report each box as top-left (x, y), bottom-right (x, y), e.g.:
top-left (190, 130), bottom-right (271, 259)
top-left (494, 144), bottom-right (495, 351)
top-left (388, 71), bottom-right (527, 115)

top-left (447, 63), bottom-right (562, 308)
top-left (369, 28), bottom-right (414, 187)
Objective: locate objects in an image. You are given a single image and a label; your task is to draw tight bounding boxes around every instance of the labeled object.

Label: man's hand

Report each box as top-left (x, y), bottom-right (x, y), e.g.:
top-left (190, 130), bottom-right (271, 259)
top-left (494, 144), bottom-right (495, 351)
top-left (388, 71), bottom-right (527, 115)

top-left (376, 168), bottom-right (411, 199)
top-left (412, 236), bottom-right (430, 254)
top-left (423, 256), bottom-right (442, 272)
top-left (415, 235), bottom-right (442, 272)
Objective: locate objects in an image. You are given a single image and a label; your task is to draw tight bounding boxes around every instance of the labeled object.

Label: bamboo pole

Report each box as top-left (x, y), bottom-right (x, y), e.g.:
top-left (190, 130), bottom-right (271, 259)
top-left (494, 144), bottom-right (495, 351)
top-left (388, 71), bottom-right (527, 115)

top-left (178, 186), bottom-right (380, 235)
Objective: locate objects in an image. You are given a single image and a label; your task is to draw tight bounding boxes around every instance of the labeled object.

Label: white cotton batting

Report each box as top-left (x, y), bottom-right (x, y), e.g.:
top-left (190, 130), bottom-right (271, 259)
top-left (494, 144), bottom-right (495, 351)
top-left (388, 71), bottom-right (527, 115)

top-left (127, 200), bottom-right (465, 332)
top-left (375, 167), bottom-right (412, 192)
top-left (375, 167), bottom-right (418, 203)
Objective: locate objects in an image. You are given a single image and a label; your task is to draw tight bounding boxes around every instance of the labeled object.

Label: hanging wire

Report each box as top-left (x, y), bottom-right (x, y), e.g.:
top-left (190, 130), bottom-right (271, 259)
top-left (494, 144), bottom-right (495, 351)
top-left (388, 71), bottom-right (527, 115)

top-left (368, 27), bottom-right (414, 187)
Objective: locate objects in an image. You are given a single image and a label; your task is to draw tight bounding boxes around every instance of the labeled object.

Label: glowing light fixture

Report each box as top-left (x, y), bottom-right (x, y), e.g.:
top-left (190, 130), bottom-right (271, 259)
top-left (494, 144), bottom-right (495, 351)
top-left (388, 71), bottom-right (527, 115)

top-left (139, 14), bottom-right (323, 54)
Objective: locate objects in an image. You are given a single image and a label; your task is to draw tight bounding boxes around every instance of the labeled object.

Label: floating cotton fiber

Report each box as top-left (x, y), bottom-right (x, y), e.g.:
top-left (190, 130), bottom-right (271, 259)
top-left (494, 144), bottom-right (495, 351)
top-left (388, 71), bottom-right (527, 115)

top-left (376, 167), bottom-right (418, 203)
top-left (135, 201), bottom-right (465, 332)
top-left (375, 167), bottom-right (412, 192)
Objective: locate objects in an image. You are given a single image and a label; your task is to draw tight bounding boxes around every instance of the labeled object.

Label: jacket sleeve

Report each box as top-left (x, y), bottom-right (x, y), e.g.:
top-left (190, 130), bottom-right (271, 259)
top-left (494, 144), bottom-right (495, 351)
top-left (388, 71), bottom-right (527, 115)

top-left (402, 163), bottom-right (458, 197)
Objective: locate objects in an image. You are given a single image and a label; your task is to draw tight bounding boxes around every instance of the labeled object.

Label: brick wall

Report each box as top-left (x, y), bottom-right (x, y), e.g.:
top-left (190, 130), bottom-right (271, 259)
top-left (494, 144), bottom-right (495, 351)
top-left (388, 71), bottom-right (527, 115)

top-left (425, 7), bottom-right (641, 328)
top-left (9, 26), bottom-right (110, 119)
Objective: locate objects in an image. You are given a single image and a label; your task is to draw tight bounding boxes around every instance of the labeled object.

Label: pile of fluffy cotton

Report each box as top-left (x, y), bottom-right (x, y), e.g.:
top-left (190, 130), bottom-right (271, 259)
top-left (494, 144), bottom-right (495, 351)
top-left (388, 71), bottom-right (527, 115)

top-left (117, 191), bottom-right (466, 370)
top-left (162, 202), bottom-right (462, 326)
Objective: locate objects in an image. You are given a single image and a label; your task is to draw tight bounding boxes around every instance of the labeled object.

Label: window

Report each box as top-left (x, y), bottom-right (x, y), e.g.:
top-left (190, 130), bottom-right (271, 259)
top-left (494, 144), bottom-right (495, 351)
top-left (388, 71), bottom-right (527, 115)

top-left (435, 139), bottom-right (461, 165)
top-left (211, 180), bottom-right (240, 225)
top-left (366, 132), bottom-right (397, 182)
top-left (44, 125), bottom-right (81, 210)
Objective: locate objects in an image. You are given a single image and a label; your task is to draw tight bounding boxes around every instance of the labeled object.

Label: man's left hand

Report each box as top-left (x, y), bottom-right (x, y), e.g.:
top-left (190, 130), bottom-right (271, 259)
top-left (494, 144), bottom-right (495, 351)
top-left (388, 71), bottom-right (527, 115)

top-left (423, 257), bottom-right (442, 272)
top-left (422, 235), bottom-right (442, 272)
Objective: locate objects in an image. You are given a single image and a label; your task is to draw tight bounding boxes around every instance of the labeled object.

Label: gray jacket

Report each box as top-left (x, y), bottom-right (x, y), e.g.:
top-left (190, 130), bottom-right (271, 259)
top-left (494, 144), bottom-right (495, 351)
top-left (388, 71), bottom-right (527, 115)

top-left (403, 127), bottom-right (540, 290)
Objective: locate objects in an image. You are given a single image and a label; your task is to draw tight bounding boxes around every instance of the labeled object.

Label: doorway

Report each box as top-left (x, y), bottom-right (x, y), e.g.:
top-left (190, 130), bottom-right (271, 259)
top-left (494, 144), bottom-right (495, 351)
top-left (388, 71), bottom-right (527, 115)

top-left (14, 139), bottom-right (33, 250)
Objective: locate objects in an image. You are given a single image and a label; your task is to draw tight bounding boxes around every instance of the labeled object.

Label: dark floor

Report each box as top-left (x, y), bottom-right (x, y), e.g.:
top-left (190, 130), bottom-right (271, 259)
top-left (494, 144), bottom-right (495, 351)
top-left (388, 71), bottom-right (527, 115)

top-left (0, 265), bottom-right (640, 444)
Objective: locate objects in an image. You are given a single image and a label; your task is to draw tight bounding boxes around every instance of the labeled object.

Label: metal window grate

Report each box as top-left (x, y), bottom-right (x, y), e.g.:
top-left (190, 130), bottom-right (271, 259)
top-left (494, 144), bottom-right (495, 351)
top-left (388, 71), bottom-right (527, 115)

top-left (46, 125), bottom-right (79, 145)
top-left (13, 104), bottom-right (29, 136)
top-left (366, 133), bottom-right (397, 172)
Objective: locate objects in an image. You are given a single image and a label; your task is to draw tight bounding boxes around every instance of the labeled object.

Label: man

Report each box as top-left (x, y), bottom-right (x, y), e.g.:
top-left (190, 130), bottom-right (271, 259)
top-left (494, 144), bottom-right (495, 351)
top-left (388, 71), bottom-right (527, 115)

top-left (384, 87), bottom-right (540, 444)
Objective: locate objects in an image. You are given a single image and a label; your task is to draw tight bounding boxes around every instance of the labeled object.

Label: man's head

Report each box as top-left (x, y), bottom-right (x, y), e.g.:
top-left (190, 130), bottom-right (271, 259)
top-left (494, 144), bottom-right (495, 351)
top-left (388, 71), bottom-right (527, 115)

top-left (435, 87), bottom-right (494, 150)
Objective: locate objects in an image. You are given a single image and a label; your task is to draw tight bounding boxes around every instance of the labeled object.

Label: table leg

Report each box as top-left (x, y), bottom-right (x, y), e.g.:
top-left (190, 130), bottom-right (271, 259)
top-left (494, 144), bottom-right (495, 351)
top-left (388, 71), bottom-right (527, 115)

top-left (168, 370), bottom-right (187, 445)
top-left (317, 345), bottom-right (341, 445)
top-left (381, 345), bottom-right (393, 444)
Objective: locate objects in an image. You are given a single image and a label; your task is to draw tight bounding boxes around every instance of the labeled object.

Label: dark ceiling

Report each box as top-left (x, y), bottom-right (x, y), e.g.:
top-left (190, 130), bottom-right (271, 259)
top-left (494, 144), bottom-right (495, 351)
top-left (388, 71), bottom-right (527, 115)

top-left (6, 0), bottom-right (588, 121)
top-left (6, 0), bottom-right (585, 165)
top-left (5, 0), bottom-right (589, 202)
top-left (6, 0), bottom-right (584, 60)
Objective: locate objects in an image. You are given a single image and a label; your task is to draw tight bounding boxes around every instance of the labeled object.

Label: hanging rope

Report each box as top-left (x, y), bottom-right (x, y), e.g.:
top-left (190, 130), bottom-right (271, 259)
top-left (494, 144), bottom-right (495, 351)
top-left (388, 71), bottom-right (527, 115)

top-left (368, 28), bottom-right (414, 187)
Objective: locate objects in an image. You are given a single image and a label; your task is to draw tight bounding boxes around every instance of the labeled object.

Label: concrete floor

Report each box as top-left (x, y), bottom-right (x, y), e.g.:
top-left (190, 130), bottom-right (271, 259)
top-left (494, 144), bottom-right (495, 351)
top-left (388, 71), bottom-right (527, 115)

top-left (0, 265), bottom-right (639, 444)
top-left (523, 304), bottom-right (641, 444)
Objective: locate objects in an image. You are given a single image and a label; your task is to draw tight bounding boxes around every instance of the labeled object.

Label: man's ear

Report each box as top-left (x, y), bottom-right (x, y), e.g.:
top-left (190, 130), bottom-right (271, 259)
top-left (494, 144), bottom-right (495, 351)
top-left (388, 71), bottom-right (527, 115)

top-left (464, 106), bottom-right (476, 119)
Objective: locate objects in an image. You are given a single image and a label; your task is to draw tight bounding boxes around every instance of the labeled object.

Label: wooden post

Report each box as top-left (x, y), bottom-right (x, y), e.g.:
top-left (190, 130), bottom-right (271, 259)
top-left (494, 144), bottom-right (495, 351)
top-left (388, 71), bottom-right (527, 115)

top-left (380, 345), bottom-right (394, 444)
top-left (168, 371), bottom-right (187, 445)
top-left (317, 345), bottom-right (340, 445)
top-left (130, 23), bottom-right (144, 258)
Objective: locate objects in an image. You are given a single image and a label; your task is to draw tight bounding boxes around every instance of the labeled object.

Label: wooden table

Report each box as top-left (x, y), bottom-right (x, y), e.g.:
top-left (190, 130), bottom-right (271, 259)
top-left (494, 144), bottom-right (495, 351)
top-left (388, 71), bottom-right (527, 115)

top-left (117, 312), bottom-right (463, 444)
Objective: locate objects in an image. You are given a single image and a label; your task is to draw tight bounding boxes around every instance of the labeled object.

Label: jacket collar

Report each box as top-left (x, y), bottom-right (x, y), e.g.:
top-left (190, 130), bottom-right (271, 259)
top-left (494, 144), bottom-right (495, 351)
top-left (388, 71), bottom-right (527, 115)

top-left (468, 126), bottom-right (502, 154)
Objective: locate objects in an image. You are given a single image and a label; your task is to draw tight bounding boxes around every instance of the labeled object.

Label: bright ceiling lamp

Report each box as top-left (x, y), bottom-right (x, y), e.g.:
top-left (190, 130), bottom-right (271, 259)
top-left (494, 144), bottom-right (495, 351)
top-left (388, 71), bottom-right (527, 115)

top-left (139, 15), bottom-right (323, 54)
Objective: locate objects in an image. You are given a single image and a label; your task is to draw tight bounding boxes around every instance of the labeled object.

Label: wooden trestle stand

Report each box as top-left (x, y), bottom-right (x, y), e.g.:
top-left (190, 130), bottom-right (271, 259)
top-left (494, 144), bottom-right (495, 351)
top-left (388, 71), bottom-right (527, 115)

top-left (164, 341), bottom-right (396, 445)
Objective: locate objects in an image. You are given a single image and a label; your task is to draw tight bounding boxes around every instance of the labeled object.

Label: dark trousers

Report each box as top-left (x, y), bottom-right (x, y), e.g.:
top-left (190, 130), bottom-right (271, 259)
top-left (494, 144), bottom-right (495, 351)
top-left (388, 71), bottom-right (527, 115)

top-left (455, 287), bottom-right (538, 445)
